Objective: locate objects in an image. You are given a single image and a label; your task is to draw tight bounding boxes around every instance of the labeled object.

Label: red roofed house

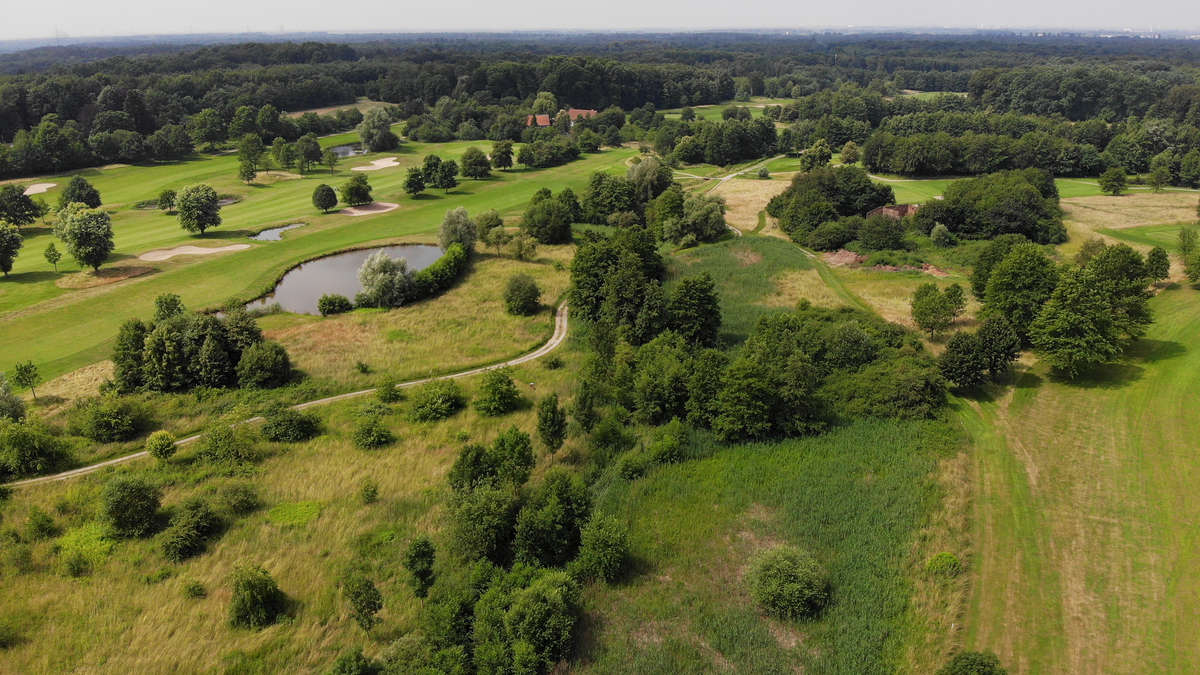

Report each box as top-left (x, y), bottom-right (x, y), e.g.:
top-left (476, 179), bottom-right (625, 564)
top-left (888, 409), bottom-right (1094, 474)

top-left (526, 108), bottom-right (599, 127)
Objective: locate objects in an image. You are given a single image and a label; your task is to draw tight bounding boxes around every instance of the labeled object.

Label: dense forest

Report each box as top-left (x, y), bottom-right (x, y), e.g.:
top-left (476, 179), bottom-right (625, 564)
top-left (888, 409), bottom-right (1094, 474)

top-left (2, 34), bottom-right (1200, 181)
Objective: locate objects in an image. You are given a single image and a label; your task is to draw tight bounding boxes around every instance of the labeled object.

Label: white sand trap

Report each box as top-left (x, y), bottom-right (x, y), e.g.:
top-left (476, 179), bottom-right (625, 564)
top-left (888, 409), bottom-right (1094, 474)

top-left (217, 198), bottom-right (240, 207)
top-left (341, 202), bottom-right (399, 217)
top-left (352, 157), bottom-right (400, 171)
top-left (139, 244), bottom-right (251, 261)
top-left (23, 182), bottom-right (56, 195)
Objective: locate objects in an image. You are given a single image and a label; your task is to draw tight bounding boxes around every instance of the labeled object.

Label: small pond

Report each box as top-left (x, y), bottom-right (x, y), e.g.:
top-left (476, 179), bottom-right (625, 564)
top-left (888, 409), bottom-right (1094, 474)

top-left (329, 143), bottom-right (367, 158)
top-left (250, 223), bottom-right (306, 241)
top-left (246, 244), bottom-right (443, 315)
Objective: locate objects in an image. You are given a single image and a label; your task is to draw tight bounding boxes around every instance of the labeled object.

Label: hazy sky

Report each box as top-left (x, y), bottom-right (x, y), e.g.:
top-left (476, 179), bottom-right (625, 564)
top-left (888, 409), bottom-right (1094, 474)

top-left (4, 0), bottom-right (1199, 41)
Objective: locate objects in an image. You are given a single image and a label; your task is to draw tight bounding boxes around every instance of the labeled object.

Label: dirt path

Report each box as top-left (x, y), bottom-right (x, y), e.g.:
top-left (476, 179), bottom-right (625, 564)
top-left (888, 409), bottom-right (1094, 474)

top-left (5, 303), bottom-right (570, 489)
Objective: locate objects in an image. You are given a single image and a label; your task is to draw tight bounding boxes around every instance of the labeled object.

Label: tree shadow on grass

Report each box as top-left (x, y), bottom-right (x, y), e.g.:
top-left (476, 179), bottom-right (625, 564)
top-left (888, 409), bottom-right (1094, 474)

top-left (1125, 338), bottom-right (1186, 363)
top-left (193, 229), bottom-right (254, 241)
top-left (1054, 362), bottom-right (1146, 389)
top-left (4, 270), bottom-right (60, 284)
top-left (410, 193), bottom-right (442, 200)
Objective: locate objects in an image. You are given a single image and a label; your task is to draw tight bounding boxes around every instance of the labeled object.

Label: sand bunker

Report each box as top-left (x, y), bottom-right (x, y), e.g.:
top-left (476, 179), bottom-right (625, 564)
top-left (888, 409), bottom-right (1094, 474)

top-left (139, 244), bottom-right (251, 261)
top-left (217, 198), bottom-right (240, 207)
top-left (341, 202), bottom-right (399, 217)
top-left (352, 157), bottom-right (400, 171)
top-left (23, 183), bottom-right (56, 195)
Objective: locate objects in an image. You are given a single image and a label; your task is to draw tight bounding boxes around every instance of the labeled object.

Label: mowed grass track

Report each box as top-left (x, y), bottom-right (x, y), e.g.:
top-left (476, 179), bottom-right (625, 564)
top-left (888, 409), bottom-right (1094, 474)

top-left (961, 287), bottom-right (1200, 673)
top-left (0, 139), bottom-right (635, 381)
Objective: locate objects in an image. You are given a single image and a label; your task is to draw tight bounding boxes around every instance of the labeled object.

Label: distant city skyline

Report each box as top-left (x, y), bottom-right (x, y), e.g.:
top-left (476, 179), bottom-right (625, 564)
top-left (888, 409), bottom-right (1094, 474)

top-left (4, 0), bottom-right (1200, 42)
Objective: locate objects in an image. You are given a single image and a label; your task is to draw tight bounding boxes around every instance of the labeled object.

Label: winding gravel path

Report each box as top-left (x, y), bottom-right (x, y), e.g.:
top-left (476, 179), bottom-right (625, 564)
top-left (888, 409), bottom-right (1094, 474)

top-left (6, 303), bottom-right (569, 489)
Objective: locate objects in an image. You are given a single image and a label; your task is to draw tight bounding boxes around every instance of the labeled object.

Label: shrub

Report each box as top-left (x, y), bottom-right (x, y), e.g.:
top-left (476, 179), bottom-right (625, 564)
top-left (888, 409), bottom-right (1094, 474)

top-left (198, 426), bottom-right (258, 465)
top-left (145, 430), bottom-right (176, 461)
top-left (352, 414), bottom-right (395, 449)
top-left (404, 535), bottom-right (437, 598)
top-left (359, 479), bottom-right (379, 504)
top-left (26, 506), bottom-right (60, 540)
top-left (260, 405), bottom-right (321, 442)
top-left (821, 355), bottom-right (946, 420)
top-left (229, 564), bottom-right (286, 629)
top-left (930, 223), bottom-right (957, 247)
top-left (926, 552), bottom-right (964, 578)
top-left (746, 545), bottom-right (829, 620)
top-left (536, 393), bottom-right (567, 452)
top-left (102, 476), bottom-right (161, 538)
top-left (375, 377), bottom-right (403, 404)
top-left (317, 294), bottom-right (353, 316)
top-left (219, 484), bottom-right (260, 515)
top-left (162, 498), bottom-right (221, 562)
top-left (805, 218), bottom-right (856, 251)
top-left (409, 380), bottom-right (467, 422)
top-left (73, 397), bottom-right (147, 442)
top-left (449, 483), bottom-right (520, 564)
top-left (937, 651), bottom-right (1008, 675)
top-left (571, 516), bottom-right (630, 583)
top-left (513, 469), bottom-right (591, 567)
top-left (343, 573), bottom-right (384, 631)
top-left (328, 648), bottom-right (380, 675)
top-left (183, 580), bottom-right (207, 599)
top-left (543, 355), bottom-right (563, 370)
top-left (503, 274), bottom-right (541, 316)
top-left (0, 420), bottom-right (67, 479)
top-left (0, 376), bottom-right (24, 422)
top-left (236, 341), bottom-right (291, 388)
top-left (474, 369), bottom-right (522, 417)
top-left (0, 618), bottom-right (21, 649)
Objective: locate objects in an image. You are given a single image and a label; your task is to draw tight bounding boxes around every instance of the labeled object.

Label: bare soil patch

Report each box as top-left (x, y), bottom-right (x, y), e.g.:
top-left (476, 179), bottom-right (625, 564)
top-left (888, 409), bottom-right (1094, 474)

top-left (23, 182), bottom-right (56, 195)
top-left (139, 244), bottom-right (250, 261)
top-left (55, 266), bottom-right (155, 288)
top-left (731, 246), bottom-right (763, 266)
top-left (341, 202), bottom-right (399, 217)
top-left (824, 250), bottom-right (865, 267)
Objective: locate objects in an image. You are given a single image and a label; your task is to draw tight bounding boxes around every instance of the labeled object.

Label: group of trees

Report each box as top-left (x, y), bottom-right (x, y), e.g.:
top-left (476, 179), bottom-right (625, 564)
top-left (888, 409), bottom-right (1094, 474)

top-left (766, 165), bottom-right (895, 242)
top-left (403, 153), bottom-right (460, 197)
top-left (936, 237), bottom-right (1161, 384)
top-left (111, 294), bottom-right (292, 393)
top-left (350, 209), bottom-right (474, 309)
top-left (915, 169), bottom-right (1066, 244)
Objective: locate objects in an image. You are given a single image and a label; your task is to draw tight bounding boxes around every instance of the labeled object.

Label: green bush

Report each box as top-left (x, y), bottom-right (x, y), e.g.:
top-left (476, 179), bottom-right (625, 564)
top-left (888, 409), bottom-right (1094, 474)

top-left (260, 405), bottom-right (321, 442)
top-left (352, 415), bottom-right (395, 449)
top-left (0, 617), bottom-right (21, 649)
top-left (198, 426), bottom-right (258, 465)
top-left (317, 294), bottom-right (353, 316)
top-left (26, 506), bottom-right (60, 540)
top-left (162, 498), bottom-right (221, 562)
top-left (359, 479), bottom-right (379, 504)
top-left (404, 535), bottom-right (437, 598)
top-left (926, 551), bottom-right (963, 578)
top-left (145, 430), bottom-right (176, 461)
top-left (474, 369), bottom-right (522, 417)
top-left (229, 564), bottom-right (286, 629)
top-left (513, 469), bottom-right (591, 568)
top-left (72, 397), bottom-right (148, 443)
top-left (503, 274), bottom-right (541, 316)
top-left (183, 580), bottom-right (207, 599)
top-left (0, 375), bottom-right (25, 422)
top-left (409, 380), bottom-right (467, 422)
top-left (102, 476), bottom-right (161, 538)
top-left (328, 648), bottom-right (380, 675)
top-left (219, 483), bottom-right (260, 515)
top-left (0, 420), bottom-right (67, 480)
top-left (746, 545), bottom-right (829, 620)
top-left (375, 377), bottom-right (403, 403)
top-left (937, 651), bottom-right (1008, 675)
top-left (343, 573), bottom-right (384, 631)
top-left (571, 516), bottom-right (630, 583)
top-left (236, 341), bottom-right (292, 388)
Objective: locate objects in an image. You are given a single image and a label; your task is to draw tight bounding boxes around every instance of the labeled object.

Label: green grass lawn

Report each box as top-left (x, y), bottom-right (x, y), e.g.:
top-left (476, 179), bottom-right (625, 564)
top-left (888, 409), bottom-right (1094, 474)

top-left (1097, 223), bottom-right (1190, 252)
top-left (961, 286), bottom-right (1200, 673)
top-left (0, 139), bottom-right (635, 382)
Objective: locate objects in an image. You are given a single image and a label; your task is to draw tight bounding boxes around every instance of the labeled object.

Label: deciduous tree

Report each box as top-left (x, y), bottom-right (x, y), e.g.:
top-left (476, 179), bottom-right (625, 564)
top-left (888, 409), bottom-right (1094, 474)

top-left (177, 184), bottom-right (222, 235)
top-left (55, 203), bottom-right (115, 271)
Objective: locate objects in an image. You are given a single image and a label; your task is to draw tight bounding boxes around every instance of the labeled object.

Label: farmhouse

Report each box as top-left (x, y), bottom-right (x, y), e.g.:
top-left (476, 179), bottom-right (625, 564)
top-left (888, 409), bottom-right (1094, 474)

top-left (867, 203), bottom-right (921, 220)
top-left (526, 108), bottom-right (599, 127)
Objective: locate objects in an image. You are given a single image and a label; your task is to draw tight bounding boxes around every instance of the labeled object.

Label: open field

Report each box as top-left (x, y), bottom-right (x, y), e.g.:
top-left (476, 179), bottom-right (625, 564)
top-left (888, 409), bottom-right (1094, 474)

top-left (285, 98), bottom-right (391, 118)
top-left (961, 287), bottom-right (1200, 673)
top-left (0, 138), bottom-right (635, 382)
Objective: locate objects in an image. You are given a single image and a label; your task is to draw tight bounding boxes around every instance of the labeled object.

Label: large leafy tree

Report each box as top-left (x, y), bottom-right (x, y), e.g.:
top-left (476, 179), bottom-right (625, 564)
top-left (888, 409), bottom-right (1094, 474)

top-left (339, 174), bottom-right (372, 206)
top-left (0, 185), bottom-right (39, 227)
top-left (983, 243), bottom-right (1059, 342)
top-left (491, 140), bottom-right (514, 170)
top-left (460, 147), bottom-right (492, 178)
top-left (668, 273), bottom-right (721, 347)
top-left (312, 184), bottom-right (337, 213)
top-left (0, 224), bottom-right (22, 276)
top-left (57, 174), bottom-right (102, 208)
top-left (976, 316), bottom-right (1021, 380)
top-left (1030, 267), bottom-right (1122, 377)
top-left (177, 184), bottom-right (221, 235)
top-left (55, 203), bottom-right (114, 271)
top-left (357, 108), bottom-right (399, 152)
top-left (938, 332), bottom-right (988, 389)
